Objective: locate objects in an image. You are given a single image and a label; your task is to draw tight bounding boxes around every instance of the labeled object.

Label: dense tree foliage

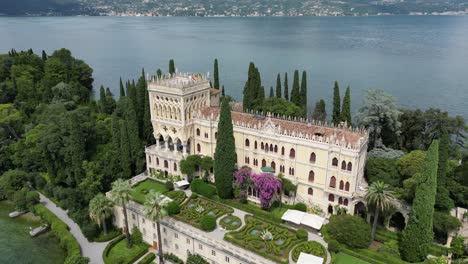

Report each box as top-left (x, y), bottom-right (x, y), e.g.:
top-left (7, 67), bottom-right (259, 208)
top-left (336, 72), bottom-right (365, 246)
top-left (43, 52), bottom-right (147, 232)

top-left (340, 86), bottom-right (351, 125)
top-left (311, 99), bottom-right (326, 122)
top-left (400, 141), bottom-right (439, 262)
top-left (257, 97), bottom-right (302, 118)
top-left (242, 62), bottom-right (263, 111)
top-left (327, 214), bottom-right (371, 249)
top-left (0, 49), bottom-right (152, 241)
top-left (214, 98), bottom-right (235, 198)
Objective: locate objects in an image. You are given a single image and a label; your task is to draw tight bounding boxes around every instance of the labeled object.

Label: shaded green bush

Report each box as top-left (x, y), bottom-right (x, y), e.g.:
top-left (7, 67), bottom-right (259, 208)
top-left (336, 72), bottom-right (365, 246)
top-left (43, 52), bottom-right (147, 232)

top-left (291, 241), bottom-right (327, 262)
top-left (131, 227), bottom-right (143, 245)
top-left (165, 181), bottom-right (174, 191)
top-left (378, 240), bottom-right (400, 258)
top-left (103, 235), bottom-right (125, 264)
top-left (164, 253), bottom-right (183, 264)
top-left (166, 201), bottom-right (181, 216)
top-left (187, 253), bottom-right (209, 264)
top-left (294, 203), bottom-right (307, 212)
top-left (328, 239), bottom-right (341, 253)
top-left (296, 229), bottom-right (308, 239)
top-left (191, 179), bottom-right (216, 198)
top-left (327, 214), bottom-right (371, 249)
top-left (33, 204), bottom-right (81, 260)
top-left (200, 215), bottom-right (216, 231)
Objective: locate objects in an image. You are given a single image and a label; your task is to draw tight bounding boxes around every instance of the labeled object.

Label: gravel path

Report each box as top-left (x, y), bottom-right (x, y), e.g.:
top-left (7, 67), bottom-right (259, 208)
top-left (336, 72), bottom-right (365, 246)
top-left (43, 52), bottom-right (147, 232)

top-left (39, 193), bottom-right (109, 264)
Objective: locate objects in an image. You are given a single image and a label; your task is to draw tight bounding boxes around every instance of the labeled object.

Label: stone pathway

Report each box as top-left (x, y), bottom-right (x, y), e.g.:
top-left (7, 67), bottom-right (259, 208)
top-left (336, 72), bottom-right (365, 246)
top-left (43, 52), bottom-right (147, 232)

top-left (39, 193), bottom-right (109, 264)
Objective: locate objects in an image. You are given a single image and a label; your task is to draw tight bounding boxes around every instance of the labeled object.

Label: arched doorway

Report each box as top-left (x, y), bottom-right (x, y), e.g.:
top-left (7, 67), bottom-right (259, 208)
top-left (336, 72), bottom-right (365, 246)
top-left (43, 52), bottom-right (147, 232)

top-left (389, 212), bottom-right (406, 231)
top-left (354, 202), bottom-right (367, 219)
top-left (328, 205), bottom-right (333, 215)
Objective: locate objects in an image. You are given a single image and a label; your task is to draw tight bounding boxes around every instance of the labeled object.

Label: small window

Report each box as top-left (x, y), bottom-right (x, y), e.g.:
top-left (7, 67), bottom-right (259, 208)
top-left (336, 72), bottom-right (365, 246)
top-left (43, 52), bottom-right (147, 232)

top-left (205, 132), bottom-right (208, 138)
top-left (310, 152), bottom-right (316, 163)
top-left (339, 180), bottom-right (344, 190)
top-left (163, 227), bottom-right (166, 233)
top-left (212, 250), bottom-right (216, 256)
top-left (261, 142), bottom-right (264, 150)
top-left (225, 256), bottom-right (230, 263)
top-left (344, 199), bottom-right (349, 206)
top-left (329, 176), bottom-right (336, 188)
top-left (338, 197), bottom-right (343, 204)
top-left (332, 158), bottom-right (338, 166)
top-left (196, 128), bottom-right (200, 136)
top-left (308, 188), bottom-right (313, 196)
top-left (262, 159), bottom-right (266, 168)
top-left (215, 132), bottom-right (218, 139)
top-left (164, 160), bottom-right (168, 168)
top-left (254, 141), bottom-right (258, 149)
top-left (308, 171), bottom-right (314, 183)
top-left (197, 144), bottom-right (201, 153)
top-left (187, 238), bottom-right (190, 244)
top-left (245, 139), bottom-right (250, 147)
top-left (345, 182), bottom-right (350, 192)
top-left (347, 162), bottom-right (352, 172)
top-left (156, 158), bottom-right (159, 166)
top-left (281, 147), bottom-right (285, 155)
top-left (174, 163), bottom-right (177, 171)
top-left (289, 148), bottom-right (295, 158)
top-left (149, 156), bottom-right (152, 163)
top-left (274, 145), bottom-right (278, 153)
top-left (341, 161), bottom-right (346, 170)
top-left (329, 194), bottom-right (335, 202)
top-left (199, 244), bottom-right (203, 250)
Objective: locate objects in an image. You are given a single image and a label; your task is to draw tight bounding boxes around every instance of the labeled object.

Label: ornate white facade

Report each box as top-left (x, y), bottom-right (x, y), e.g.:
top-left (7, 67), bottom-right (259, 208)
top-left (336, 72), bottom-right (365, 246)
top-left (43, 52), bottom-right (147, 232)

top-left (144, 73), bottom-right (369, 215)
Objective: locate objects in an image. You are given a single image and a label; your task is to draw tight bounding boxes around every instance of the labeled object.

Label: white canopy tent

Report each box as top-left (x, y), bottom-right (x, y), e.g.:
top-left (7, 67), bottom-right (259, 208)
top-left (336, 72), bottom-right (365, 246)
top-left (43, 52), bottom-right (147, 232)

top-left (174, 180), bottom-right (190, 189)
top-left (296, 252), bottom-right (324, 264)
top-left (281, 209), bottom-right (325, 230)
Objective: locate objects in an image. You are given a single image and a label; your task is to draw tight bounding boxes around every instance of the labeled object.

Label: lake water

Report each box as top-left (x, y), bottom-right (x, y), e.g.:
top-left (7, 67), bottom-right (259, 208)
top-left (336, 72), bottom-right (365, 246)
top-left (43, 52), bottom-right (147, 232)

top-left (0, 16), bottom-right (467, 118)
top-left (0, 201), bottom-right (66, 264)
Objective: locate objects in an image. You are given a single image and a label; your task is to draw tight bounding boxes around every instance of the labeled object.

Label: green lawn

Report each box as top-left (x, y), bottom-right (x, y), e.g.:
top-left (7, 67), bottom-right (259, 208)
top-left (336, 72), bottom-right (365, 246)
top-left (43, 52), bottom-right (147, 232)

top-left (131, 179), bottom-right (168, 204)
top-left (333, 252), bottom-right (369, 264)
top-left (106, 239), bottom-right (149, 264)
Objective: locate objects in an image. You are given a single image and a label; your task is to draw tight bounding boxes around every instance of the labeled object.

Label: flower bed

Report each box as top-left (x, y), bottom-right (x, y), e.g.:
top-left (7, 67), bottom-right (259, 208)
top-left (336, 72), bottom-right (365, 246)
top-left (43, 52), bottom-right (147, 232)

top-left (219, 215), bottom-right (242, 230)
top-left (174, 196), bottom-right (233, 230)
top-left (224, 215), bottom-right (306, 264)
top-left (292, 241), bottom-right (327, 263)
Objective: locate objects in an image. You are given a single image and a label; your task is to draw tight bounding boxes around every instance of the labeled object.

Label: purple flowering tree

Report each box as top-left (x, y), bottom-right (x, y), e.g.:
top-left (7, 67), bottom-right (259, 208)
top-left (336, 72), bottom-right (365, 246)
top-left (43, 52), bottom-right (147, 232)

top-left (233, 168), bottom-right (252, 203)
top-left (251, 173), bottom-right (282, 209)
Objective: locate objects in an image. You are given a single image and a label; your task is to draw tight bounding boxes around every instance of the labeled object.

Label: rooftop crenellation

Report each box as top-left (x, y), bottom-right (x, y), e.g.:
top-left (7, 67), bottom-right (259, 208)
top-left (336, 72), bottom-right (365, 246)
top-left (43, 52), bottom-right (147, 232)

top-left (148, 71), bottom-right (210, 89)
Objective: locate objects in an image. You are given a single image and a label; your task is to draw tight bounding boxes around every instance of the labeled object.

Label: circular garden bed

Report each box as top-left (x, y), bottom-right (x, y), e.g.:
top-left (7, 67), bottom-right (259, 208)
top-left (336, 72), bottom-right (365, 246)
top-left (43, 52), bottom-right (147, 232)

top-left (220, 215), bottom-right (242, 230)
top-left (291, 241), bottom-right (327, 263)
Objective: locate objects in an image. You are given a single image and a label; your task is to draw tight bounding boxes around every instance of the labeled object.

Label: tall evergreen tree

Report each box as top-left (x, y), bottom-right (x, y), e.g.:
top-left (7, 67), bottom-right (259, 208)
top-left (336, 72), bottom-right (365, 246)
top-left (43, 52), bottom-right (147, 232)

top-left (221, 85), bottom-right (225, 97)
top-left (111, 113), bottom-right (121, 175)
top-left (119, 78), bottom-right (125, 97)
top-left (242, 62), bottom-right (261, 111)
top-left (299, 71), bottom-right (307, 117)
top-left (340, 86), bottom-right (352, 125)
top-left (332, 81), bottom-right (341, 124)
top-left (136, 69), bottom-right (147, 138)
top-left (276, 73), bottom-right (282, 98)
top-left (119, 119), bottom-right (132, 179)
top-left (169, 59), bottom-right (175, 75)
top-left (67, 112), bottom-right (85, 185)
top-left (213, 58), bottom-right (220, 89)
top-left (142, 79), bottom-right (153, 145)
top-left (124, 97), bottom-right (141, 171)
top-left (105, 88), bottom-right (116, 114)
top-left (290, 70), bottom-right (300, 106)
top-left (400, 140), bottom-right (439, 262)
top-left (269, 87), bottom-right (274, 98)
top-left (41, 50), bottom-right (47, 61)
top-left (284, 73), bottom-right (289, 101)
top-left (435, 131), bottom-right (454, 212)
top-left (156, 69), bottom-right (162, 78)
top-left (214, 99), bottom-right (235, 198)
top-left (99, 85), bottom-right (106, 112)
top-left (312, 99), bottom-right (327, 122)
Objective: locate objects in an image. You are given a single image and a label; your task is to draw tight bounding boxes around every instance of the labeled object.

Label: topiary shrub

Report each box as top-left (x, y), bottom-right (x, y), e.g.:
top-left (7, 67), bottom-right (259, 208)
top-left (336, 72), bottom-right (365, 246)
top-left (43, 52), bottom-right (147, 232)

top-left (166, 201), bottom-right (180, 216)
top-left (296, 229), bottom-right (308, 239)
top-left (327, 214), bottom-right (371, 249)
top-left (200, 215), bottom-right (216, 231)
top-left (131, 227), bottom-right (143, 244)
top-left (294, 203), bottom-right (307, 212)
top-left (165, 181), bottom-right (174, 191)
top-left (328, 239), bottom-right (341, 253)
top-left (292, 241), bottom-right (327, 262)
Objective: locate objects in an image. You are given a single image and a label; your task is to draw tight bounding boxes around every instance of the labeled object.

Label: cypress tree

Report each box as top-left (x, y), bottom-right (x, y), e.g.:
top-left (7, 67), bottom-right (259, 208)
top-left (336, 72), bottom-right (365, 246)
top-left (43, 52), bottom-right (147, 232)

top-left (435, 131), bottom-right (454, 212)
top-left (400, 140), bottom-right (439, 262)
top-left (214, 98), bottom-right (235, 198)
top-left (124, 97), bottom-right (141, 169)
top-left (119, 119), bottom-right (132, 179)
top-left (290, 70), bottom-right (300, 106)
top-left (68, 112), bottom-right (84, 185)
top-left (242, 62), bottom-right (256, 111)
top-left (213, 58), bottom-right (220, 89)
top-left (284, 73), bottom-right (289, 101)
top-left (41, 50), bottom-right (47, 61)
top-left (111, 113), bottom-right (121, 175)
top-left (126, 80), bottom-right (138, 116)
top-left (143, 80), bottom-right (154, 145)
top-left (221, 85), bottom-right (225, 97)
top-left (156, 69), bottom-right (162, 78)
top-left (169, 59), bottom-right (175, 75)
top-left (276, 73), bottom-right (281, 98)
top-left (136, 69), bottom-right (147, 138)
top-left (340, 86), bottom-right (352, 125)
top-left (312, 99), bottom-right (326, 122)
top-left (299, 71), bottom-right (307, 117)
top-left (269, 87), bottom-right (274, 98)
top-left (105, 88), bottom-right (116, 114)
top-left (99, 85), bottom-right (106, 112)
top-left (119, 78), bottom-right (125, 97)
top-left (332, 81), bottom-right (341, 124)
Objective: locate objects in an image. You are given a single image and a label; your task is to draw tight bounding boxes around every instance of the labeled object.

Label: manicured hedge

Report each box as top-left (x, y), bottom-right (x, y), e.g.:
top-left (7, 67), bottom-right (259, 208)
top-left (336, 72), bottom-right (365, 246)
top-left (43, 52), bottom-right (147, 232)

top-left (191, 179), bottom-right (217, 198)
top-left (94, 230), bottom-right (121, 242)
top-left (296, 229), bottom-right (308, 239)
top-left (103, 235), bottom-right (125, 264)
top-left (428, 243), bottom-right (449, 256)
top-left (292, 241), bottom-right (327, 263)
top-left (127, 248), bottom-right (150, 264)
top-left (219, 215), bottom-right (242, 230)
top-left (213, 197), bottom-right (283, 224)
top-left (166, 201), bottom-right (181, 216)
top-left (138, 253), bottom-right (155, 264)
top-left (33, 204), bottom-right (81, 260)
top-left (294, 203), bottom-right (307, 212)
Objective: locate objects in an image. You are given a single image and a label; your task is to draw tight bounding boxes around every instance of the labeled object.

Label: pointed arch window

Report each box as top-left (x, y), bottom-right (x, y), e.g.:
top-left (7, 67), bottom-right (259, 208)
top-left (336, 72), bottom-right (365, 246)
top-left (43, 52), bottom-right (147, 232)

top-left (332, 158), bottom-right (338, 167)
top-left (245, 139), bottom-right (250, 147)
top-left (281, 147), bottom-right (285, 155)
top-left (196, 128), bottom-right (200, 136)
top-left (197, 144), bottom-right (201, 153)
top-left (274, 145), bottom-right (278, 153)
top-left (345, 182), bottom-right (350, 192)
top-left (338, 197), bottom-right (343, 205)
top-left (343, 199), bottom-right (349, 206)
top-left (341, 161), bottom-right (347, 170)
top-left (310, 152), bottom-right (316, 163)
top-left (347, 162), bottom-right (352, 172)
top-left (328, 194), bottom-right (335, 202)
top-left (262, 159), bottom-right (266, 168)
top-left (308, 188), bottom-right (313, 196)
top-left (308, 171), bottom-right (315, 183)
top-left (289, 148), bottom-right (296, 159)
top-left (329, 176), bottom-right (336, 188)
top-left (271, 161), bottom-right (276, 171)
top-left (339, 180), bottom-right (344, 190)
top-left (254, 141), bottom-right (258, 149)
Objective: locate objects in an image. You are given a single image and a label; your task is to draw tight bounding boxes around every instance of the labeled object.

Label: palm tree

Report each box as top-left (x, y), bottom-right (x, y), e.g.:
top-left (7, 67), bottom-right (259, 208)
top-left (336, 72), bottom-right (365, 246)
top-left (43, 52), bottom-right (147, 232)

top-left (364, 181), bottom-right (395, 241)
top-left (109, 179), bottom-right (133, 248)
top-left (89, 193), bottom-right (113, 235)
top-left (143, 190), bottom-right (169, 264)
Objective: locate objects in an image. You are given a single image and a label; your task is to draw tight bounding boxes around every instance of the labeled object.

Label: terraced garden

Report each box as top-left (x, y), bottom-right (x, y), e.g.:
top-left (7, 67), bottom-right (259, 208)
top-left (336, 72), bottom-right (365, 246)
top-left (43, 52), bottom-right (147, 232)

top-left (131, 179), bottom-right (168, 204)
top-left (165, 190), bottom-right (186, 204)
top-left (174, 196), bottom-right (233, 230)
top-left (219, 215), bottom-right (242, 230)
top-left (224, 215), bottom-right (307, 264)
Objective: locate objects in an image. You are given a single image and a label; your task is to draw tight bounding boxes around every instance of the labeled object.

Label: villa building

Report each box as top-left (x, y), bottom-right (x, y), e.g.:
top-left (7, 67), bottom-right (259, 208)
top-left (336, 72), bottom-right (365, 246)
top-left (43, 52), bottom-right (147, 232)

top-left (143, 72), bottom-right (369, 215)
